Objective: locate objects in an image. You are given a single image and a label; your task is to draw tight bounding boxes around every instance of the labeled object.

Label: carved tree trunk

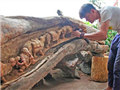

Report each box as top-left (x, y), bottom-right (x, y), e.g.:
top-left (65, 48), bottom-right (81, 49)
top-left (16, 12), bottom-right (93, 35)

top-left (0, 16), bottom-right (108, 90)
top-left (2, 39), bottom-right (108, 90)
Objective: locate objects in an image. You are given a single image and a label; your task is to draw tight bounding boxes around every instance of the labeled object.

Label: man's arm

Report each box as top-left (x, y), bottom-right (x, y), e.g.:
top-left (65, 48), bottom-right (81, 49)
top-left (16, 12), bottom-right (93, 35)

top-left (72, 20), bottom-right (110, 41)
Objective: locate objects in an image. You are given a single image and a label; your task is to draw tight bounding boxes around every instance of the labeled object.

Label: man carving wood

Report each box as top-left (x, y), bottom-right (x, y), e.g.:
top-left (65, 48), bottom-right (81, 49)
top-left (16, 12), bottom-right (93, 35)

top-left (72, 3), bottom-right (120, 90)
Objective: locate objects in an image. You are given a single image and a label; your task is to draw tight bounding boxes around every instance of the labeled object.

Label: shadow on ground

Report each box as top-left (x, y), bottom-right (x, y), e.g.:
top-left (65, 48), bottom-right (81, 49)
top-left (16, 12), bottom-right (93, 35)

top-left (32, 69), bottom-right (107, 90)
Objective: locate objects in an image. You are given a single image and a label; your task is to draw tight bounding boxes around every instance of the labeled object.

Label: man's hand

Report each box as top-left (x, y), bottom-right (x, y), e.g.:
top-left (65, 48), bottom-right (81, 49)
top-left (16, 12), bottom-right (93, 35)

top-left (72, 30), bottom-right (81, 37)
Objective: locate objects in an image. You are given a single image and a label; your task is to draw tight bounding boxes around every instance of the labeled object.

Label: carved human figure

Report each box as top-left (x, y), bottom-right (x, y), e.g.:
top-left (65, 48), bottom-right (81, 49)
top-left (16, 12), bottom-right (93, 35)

top-left (44, 33), bottom-right (52, 48)
top-left (31, 38), bottom-right (44, 58)
top-left (49, 31), bottom-right (60, 43)
top-left (0, 61), bottom-right (13, 83)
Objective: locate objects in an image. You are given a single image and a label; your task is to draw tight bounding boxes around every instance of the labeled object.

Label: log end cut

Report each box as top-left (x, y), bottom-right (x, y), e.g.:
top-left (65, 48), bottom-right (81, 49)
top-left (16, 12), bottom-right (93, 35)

top-left (91, 56), bottom-right (108, 82)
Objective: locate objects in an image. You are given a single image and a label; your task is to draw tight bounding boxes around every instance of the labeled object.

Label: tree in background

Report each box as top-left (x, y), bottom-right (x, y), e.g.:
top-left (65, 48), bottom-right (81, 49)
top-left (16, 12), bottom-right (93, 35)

top-left (88, 0), bottom-right (105, 9)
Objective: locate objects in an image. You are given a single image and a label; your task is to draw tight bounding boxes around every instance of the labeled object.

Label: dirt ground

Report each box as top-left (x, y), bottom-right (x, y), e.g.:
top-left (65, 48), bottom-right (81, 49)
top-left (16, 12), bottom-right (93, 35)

top-left (32, 69), bottom-right (107, 90)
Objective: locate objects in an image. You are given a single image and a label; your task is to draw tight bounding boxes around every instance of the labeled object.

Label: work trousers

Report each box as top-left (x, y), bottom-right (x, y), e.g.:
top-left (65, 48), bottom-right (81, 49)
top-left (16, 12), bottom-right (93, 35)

top-left (108, 34), bottom-right (120, 90)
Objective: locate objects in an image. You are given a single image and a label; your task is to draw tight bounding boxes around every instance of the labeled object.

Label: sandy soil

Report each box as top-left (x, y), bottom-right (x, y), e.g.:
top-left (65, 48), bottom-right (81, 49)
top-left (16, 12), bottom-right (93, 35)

top-left (32, 69), bottom-right (107, 90)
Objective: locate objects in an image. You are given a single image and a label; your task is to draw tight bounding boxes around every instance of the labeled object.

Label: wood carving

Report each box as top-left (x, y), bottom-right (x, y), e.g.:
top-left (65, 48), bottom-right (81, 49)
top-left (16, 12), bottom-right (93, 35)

top-left (1, 62), bottom-right (13, 83)
top-left (0, 16), bottom-right (108, 90)
top-left (31, 38), bottom-right (44, 58)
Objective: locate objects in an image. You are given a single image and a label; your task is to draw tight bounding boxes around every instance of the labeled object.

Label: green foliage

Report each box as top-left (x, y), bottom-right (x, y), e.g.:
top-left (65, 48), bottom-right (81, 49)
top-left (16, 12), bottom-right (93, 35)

top-left (84, 21), bottom-right (98, 29)
top-left (105, 30), bottom-right (117, 48)
top-left (84, 21), bottom-right (117, 51)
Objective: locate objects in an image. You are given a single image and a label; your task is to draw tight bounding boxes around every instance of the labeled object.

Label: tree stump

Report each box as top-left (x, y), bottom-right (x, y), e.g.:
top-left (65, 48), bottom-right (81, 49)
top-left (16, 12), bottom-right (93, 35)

top-left (91, 56), bottom-right (108, 82)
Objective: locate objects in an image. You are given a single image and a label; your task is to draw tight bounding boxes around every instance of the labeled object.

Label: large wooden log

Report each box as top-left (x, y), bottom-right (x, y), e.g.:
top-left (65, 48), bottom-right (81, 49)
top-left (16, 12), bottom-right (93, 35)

top-left (1, 16), bottom-right (108, 90)
top-left (2, 38), bottom-right (109, 90)
top-left (1, 16), bottom-right (98, 62)
top-left (1, 39), bottom-right (86, 90)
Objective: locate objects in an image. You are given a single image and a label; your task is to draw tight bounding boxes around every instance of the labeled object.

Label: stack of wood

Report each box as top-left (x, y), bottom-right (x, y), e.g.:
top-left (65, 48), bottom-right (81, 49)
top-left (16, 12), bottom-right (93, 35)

top-left (0, 16), bottom-right (108, 90)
